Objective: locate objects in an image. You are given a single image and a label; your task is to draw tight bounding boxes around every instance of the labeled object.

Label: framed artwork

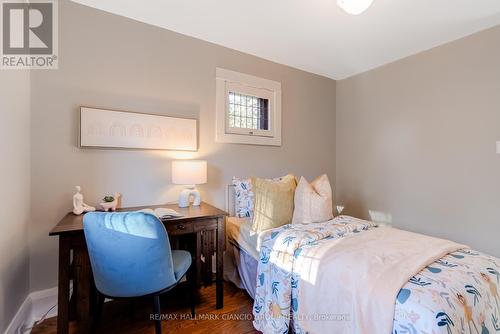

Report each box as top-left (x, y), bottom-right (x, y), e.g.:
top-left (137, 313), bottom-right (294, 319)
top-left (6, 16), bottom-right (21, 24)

top-left (79, 107), bottom-right (198, 151)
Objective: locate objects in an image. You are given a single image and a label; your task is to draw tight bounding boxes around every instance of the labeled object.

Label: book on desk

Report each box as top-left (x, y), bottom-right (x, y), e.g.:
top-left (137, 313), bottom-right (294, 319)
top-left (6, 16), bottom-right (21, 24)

top-left (137, 207), bottom-right (184, 219)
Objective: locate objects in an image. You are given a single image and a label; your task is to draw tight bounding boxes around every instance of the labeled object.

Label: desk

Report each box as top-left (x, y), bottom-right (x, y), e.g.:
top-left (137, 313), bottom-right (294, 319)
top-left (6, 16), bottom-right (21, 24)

top-left (49, 202), bottom-right (227, 334)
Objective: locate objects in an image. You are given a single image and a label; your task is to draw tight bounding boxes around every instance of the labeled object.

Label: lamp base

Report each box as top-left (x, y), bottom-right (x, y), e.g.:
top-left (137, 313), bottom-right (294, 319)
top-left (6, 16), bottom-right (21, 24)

top-left (178, 186), bottom-right (201, 208)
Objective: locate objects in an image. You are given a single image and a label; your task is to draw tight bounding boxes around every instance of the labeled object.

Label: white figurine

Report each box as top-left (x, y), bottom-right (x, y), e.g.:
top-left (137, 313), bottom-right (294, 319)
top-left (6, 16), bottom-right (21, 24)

top-left (73, 186), bottom-right (96, 215)
top-left (100, 193), bottom-right (121, 212)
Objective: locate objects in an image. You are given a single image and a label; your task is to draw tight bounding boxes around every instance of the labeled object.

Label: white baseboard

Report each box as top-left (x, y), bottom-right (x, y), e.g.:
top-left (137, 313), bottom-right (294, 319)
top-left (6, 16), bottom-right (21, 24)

top-left (4, 296), bottom-right (31, 334)
top-left (29, 287), bottom-right (59, 326)
top-left (4, 286), bottom-right (58, 334)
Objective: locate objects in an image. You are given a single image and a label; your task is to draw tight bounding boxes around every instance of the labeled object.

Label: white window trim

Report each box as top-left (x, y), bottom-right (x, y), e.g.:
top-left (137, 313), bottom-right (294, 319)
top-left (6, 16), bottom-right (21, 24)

top-left (216, 68), bottom-right (282, 146)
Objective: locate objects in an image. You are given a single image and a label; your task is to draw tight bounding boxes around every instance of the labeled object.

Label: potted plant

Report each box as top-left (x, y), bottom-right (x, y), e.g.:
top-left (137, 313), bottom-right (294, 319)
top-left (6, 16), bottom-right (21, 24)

top-left (100, 193), bottom-right (121, 212)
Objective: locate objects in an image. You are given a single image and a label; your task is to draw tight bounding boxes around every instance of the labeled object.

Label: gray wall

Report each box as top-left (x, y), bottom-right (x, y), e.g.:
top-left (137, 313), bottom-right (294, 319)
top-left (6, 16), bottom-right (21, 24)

top-left (29, 1), bottom-right (336, 291)
top-left (0, 70), bottom-right (30, 331)
top-left (336, 25), bottom-right (500, 257)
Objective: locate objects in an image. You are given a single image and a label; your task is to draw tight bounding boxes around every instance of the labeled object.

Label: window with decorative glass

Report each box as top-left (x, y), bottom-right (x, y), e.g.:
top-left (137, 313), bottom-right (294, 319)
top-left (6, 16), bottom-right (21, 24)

top-left (225, 81), bottom-right (274, 137)
top-left (228, 92), bottom-right (268, 133)
top-left (216, 68), bottom-right (281, 146)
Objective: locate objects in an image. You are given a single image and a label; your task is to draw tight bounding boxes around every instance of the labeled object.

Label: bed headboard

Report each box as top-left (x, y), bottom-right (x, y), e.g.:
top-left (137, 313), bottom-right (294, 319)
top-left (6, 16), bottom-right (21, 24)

top-left (225, 184), bottom-right (236, 217)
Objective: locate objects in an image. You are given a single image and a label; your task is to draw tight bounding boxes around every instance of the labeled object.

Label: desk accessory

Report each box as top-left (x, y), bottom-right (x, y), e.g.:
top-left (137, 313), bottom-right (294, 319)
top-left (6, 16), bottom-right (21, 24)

top-left (100, 193), bottom-right (121, 212)
top-left (172, 160), bottom-right (207, 208)
top-left (138, 208), bottom-right (183, 219)
top-left (72, 186), bottom-right (96, 215)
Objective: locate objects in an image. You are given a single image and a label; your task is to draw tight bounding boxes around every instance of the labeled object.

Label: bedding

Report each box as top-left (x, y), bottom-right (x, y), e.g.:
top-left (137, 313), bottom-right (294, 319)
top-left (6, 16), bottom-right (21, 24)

top-left (232, 175), bottom-right (290, 218)
top-left (224, 240), bottom-right (259, 299)
top-left (225, 216), bottom-right (277, 298)
top-left (252, 216), bottom-right (500, 334)
top-left (232, 177), bottom-right (254, 218)
top-left (226, 216), bottom-right (262, 260)
top-left (251, 174), bottom-right (297, 232)
top-left (292, 174), bottom-right (333, 224)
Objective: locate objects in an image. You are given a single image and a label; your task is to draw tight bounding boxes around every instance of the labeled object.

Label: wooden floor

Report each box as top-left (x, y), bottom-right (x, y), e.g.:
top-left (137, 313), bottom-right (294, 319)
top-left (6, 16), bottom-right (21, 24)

top-left (31, 282), bottom-right (259, 334)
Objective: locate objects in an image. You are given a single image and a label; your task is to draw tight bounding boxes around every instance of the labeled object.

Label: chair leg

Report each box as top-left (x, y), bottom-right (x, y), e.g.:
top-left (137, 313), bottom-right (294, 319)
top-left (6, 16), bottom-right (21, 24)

top-left (128, 299), bottom-right (135, 319)
top-left (153, 295), bottom-right (162, 334)
top-left (92, 292), bottom-right (104, 333)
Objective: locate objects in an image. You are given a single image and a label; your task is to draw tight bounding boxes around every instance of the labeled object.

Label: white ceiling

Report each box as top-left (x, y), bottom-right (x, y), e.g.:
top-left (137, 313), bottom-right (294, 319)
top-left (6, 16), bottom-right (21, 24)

top-left (71, 0), bottom-right (500, 80)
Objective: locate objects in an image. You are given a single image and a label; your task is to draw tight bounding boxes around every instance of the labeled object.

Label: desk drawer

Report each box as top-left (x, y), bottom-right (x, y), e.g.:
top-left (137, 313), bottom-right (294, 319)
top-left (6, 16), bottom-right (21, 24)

top-left (193, 219), bottom-right (218, 232)
top-left (166, 222), bottom-right (194, 235)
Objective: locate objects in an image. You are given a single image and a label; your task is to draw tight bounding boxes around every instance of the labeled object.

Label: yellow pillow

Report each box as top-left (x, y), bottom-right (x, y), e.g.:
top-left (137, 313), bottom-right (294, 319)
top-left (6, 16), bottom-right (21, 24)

top-left (251, 174), bottom-right (297, 232)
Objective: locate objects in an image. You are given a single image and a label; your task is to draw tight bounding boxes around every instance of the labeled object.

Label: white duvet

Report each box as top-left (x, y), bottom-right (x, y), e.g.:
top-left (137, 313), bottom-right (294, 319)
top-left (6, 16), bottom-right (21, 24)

top-left (294, 226), bottom-right (465, 333)
top-left (252, 216), bottom-right (470, 334)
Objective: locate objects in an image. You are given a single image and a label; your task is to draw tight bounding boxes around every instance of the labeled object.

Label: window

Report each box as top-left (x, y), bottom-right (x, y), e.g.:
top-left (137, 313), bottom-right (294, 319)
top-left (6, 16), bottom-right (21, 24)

top-left (225, 82), bottom-right (273, 138)
top-left (228, 92), bottom-right (268, 133)
top-left (216, 68), bottom-right (281, 146)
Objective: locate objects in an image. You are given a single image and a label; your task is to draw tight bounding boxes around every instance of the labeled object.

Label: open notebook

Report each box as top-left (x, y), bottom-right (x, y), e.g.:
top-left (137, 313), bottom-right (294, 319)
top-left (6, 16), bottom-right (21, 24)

top-left (137, 208), bottom-right (183, 219)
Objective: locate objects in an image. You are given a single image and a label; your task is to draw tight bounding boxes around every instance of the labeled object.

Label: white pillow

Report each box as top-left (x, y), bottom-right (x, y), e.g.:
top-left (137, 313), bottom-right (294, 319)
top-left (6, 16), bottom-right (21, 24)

top-left (292, 174), bottom-right (333, 224)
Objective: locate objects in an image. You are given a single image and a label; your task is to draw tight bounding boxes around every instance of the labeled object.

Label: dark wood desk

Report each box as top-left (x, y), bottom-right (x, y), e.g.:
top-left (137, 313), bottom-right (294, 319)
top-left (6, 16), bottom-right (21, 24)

top-left (49, 202), bottom-right (227, 334)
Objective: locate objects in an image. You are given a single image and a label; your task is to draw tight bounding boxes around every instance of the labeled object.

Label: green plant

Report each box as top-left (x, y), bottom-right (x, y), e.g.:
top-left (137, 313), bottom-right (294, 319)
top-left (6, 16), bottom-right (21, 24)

top-left (103, 196), bottom-right (115, 203)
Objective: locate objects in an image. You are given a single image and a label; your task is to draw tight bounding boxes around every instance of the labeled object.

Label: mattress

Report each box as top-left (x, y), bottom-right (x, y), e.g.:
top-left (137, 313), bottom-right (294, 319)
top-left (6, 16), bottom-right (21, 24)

top-left (226, 216), bottom-right (264, 260)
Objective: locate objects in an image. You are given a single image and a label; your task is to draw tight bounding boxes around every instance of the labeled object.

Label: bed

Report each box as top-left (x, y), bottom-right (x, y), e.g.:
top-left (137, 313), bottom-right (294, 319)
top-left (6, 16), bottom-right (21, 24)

top-left (223, 186), bottom-right (500, 334)
top-left (224, 216), bottom-right (259, 298)
top-left (223, 185), bottom-right (264, 299)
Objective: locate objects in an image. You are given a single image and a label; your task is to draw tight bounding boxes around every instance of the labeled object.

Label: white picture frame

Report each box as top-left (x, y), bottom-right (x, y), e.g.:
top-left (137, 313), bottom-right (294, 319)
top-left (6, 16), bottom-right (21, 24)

top-left (79, 107), bottom-right (198, 151)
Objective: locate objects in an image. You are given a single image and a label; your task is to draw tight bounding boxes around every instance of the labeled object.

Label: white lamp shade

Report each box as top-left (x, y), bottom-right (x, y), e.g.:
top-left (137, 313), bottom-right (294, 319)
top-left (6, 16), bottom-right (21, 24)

top-left (172, 160), bottom-right (207, 185)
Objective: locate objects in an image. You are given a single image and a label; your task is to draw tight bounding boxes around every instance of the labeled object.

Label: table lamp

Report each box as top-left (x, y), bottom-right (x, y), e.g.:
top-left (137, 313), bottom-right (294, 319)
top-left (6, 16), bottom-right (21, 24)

top-left (172, 160), bottom-right (207, 208)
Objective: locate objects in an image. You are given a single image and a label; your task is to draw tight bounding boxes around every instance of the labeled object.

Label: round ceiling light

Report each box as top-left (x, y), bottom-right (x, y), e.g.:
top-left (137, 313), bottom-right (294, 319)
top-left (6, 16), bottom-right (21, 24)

top-left (337, 0), bottom-right (374, 15)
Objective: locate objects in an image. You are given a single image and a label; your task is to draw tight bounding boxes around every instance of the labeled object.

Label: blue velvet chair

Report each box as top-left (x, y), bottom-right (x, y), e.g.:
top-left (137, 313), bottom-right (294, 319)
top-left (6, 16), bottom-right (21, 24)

top-left (83, 212), bottom-right (195, 333)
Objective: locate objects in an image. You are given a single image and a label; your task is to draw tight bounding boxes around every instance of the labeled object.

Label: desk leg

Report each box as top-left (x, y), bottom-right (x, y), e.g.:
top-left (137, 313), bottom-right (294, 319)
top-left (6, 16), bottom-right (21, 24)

top-left (57, 237), bottom-right (70, 334)
top-left (74, 246), bottom-right (91, 332)
top-left (196, 232), bottom-right (202, 287)
top-left (216, 217), bottom-right (224, 309)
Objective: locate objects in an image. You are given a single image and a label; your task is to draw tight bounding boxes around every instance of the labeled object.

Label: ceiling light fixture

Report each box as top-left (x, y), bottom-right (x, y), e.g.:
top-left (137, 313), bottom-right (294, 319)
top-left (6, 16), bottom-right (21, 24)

top-left (337, 0), bottom-right (374, 15)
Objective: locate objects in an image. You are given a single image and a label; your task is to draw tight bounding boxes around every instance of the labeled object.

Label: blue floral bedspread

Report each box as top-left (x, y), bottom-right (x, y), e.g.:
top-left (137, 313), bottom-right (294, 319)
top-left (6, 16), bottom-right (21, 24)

top-left (394, 249), bottom-right (500, 334)
top-left (252, 216), bottom-right (500, 334)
